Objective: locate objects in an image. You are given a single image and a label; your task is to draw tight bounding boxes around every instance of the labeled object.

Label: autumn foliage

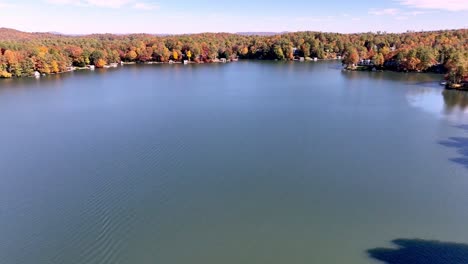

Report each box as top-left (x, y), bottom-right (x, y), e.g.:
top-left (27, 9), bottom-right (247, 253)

top-left (0, 28), bottom-right (466, 81)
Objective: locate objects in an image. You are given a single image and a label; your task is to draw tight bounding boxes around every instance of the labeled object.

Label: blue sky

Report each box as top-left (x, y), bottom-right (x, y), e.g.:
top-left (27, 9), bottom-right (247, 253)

top-left (0, 0), bottom-right (467, 34)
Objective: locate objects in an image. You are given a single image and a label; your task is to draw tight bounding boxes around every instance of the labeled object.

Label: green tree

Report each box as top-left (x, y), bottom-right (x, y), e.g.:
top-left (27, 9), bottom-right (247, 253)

top-left (273, 44), bottom-right (285, 60)
top-left (374, 53), bottom-right (385, 66)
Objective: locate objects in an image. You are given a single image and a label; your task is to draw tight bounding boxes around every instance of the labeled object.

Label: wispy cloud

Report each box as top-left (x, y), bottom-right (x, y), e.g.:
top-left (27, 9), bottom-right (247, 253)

top-left (133, 2), bottom-right (159, 10)
top-left (86, 0), bottom-right (134, 8)
top-left (406, 10), bottom-right (428, 15)
top-left (396, 0), bottom-right (468, 11)
top-left (45, 0), bottom-right (159, 10)
top-left (368, 8), bottom-right (400, 15)
top-left (0, 1), bottom-right (16, 8)
top-left (295, 16), bottom-right (335, 22)
top-left (368, 8), bottom-right (433, 17)
top-left (395, 16), bottom-right (409, 20)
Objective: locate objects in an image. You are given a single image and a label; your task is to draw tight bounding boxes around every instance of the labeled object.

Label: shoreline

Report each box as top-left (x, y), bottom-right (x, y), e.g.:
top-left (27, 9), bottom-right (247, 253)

top-left (2, 60), bottom-right (464, 90)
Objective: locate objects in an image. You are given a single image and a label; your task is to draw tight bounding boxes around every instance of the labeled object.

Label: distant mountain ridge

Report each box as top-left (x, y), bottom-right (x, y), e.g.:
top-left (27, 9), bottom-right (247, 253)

top-left (0, 28), bottom-right (291, 40)
top-left (0, 28), bottom-right (65, 40)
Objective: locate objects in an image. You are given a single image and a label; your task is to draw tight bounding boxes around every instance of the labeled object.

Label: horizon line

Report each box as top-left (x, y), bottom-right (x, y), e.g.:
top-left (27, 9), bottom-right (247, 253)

top-left (2, 27), bottom-right (466, 36)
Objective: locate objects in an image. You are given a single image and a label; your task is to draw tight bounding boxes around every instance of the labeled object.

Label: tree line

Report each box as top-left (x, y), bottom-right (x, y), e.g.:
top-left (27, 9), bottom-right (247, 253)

top-left (0, 28), bottom-right (466, 82)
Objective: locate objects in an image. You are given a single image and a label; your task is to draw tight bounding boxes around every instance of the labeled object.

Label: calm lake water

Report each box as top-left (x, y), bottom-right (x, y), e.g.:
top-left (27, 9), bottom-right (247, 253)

top-left (1, 61), bottom-right (468, 264)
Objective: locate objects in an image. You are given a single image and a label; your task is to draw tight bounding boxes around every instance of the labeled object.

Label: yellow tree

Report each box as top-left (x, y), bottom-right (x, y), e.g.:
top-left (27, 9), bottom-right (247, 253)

top-left (0, 71), bottom-right (12, 78)
top-left (51, 60), bottom-right (59, 73)
top-left (241, 47), bottom-right (249, 56)
top-left (95, 59), bottom-right (107, 68)
top-left (126, 50), bottom-right (138, 61)
top-left (172, 50), bottom-right (179, 61)
top-left (186, 50), bottom-right (192, 61)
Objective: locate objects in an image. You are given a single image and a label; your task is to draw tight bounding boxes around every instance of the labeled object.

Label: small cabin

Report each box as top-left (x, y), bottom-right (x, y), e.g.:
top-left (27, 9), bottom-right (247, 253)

top-left (89, 65), bottom-right (95, 70)
top-left (183, 60), bottom-right (188, 64)
top-left (169, 60), bottom-right (174, 64)
top-left (299, 57), bottom-right (305, 62)
top-left (313, 57), bottom-right (318, 61)
top-left (293, 47), bottom-right (299, 56)
top-left (220, 58), bottom-right (227, 63)
top-left (34, 71), bottom-right (40, 78)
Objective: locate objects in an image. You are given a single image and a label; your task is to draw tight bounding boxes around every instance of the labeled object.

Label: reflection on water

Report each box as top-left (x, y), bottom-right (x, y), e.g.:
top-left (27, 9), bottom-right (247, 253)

top-left (368, 239), bottom-right (468, 264)
top-left (406, 87), bottom-right (468, 121)
top-left (406, 87), bottom-right (446, 116)
top-left (443, 90), bottom-right (468, 112)
top-left (341, 69), bottom-right (443, 85)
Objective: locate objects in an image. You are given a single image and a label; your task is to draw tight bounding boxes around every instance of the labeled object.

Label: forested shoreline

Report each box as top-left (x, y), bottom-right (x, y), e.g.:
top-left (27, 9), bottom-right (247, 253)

top-left (0, 28), bottom-right (466, 83)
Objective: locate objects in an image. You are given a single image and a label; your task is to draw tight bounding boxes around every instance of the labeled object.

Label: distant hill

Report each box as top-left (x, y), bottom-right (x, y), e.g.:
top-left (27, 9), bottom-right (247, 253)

top-left (0, 28), bottom-right (286, 39)
top-left (0, 28), bottom-right (64, 40)
top-left (236, 32), bottom-right (287, 36)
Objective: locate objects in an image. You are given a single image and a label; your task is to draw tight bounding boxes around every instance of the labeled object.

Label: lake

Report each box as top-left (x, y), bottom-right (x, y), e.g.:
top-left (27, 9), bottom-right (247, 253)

top-left (1, 61), bottom-right (468, 264)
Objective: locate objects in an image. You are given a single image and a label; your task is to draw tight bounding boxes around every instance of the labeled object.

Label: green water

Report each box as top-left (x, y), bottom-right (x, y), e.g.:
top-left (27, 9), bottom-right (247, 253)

top-left (1, 61), bottom-right (468, 264)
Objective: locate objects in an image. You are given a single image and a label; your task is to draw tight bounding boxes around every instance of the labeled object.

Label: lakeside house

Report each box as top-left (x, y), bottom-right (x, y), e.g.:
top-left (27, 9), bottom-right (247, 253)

top-left (183, 60), bottom-right (188, 64)
top-left (293, 47), bottom-right (299, 56)
top-left (34, 71), bottom-right (40, 78)
top-left (220, 58), bottom-right (227, 63)
top-left (358, 59), bottom-right (374, 66)
top-left (89, 65), bottom-right (95, 70)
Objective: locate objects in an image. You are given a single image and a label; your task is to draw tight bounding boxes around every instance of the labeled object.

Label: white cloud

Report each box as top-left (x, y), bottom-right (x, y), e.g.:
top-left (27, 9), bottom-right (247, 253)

top-left (133, 2), bottom-right (159, 10)
top-left (397, 0), bottom-right (468, 11)
top-left (368, 8), bottom-right (400, 15)
top-left (86, 0), bottom-right (134, 8)
top-left (0, 1), bottom-right (16, 8)
top-left (45, 0), bottom-right (159, 10)
top-left (395, 16), bottom-right (409, 20)
top-left (295, 16), bottom-right (335, 22)
top-left (407, 10), bottom-right (428, 15)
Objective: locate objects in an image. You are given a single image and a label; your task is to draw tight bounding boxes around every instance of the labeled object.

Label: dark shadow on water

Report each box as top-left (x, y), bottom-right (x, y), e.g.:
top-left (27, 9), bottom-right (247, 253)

top-left (455, 124), bottom-right (468, 131)
top-left (439, 125), bottom-right (468, 169)
top-left (368, 239), bottom-right (468, 264)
